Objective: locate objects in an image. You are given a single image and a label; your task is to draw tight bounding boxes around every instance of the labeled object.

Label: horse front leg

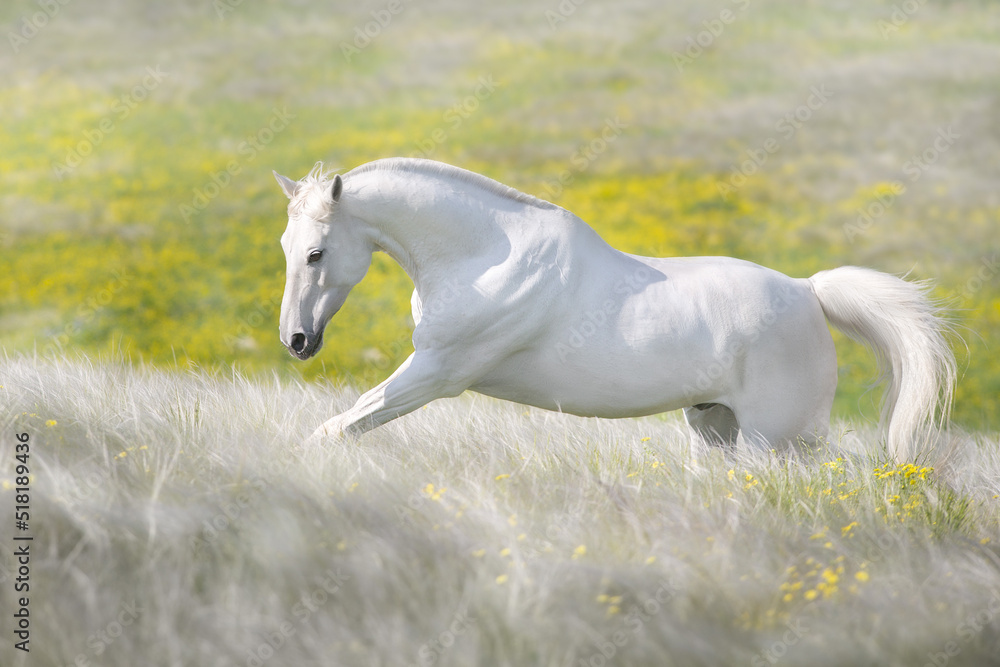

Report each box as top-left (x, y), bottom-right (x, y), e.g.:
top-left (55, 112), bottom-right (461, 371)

top-left (307, 351), bottom-right (460, 443)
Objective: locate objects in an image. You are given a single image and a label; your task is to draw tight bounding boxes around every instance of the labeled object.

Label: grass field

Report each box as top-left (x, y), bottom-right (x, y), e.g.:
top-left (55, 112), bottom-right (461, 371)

top-left (2, 356), bottom-right (1000, 666)
top-left (2, 0), bottom-right (1000, 665)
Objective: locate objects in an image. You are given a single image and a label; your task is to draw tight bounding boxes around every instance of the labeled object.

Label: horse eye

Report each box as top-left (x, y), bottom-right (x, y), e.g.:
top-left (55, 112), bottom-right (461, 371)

top-left (307, 249), bottom-right (323, 264)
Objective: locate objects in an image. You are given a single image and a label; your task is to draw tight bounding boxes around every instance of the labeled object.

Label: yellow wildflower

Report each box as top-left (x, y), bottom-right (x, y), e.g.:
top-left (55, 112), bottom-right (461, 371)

top-left (423, 484), bottom-right (446, 501)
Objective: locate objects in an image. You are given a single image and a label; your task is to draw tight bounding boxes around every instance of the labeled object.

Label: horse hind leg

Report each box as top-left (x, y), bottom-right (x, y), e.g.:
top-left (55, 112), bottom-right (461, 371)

top-left (683, 403), bottom-right (740, 449)
top-left (732, 390), bottom-right (834, 457)
top-left (731, 290), bottom-right (839, 456)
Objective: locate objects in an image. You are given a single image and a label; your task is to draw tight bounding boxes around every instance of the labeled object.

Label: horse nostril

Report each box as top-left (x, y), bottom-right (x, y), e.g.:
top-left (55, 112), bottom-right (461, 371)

top-left (290, 333), bottom-right (306, 353)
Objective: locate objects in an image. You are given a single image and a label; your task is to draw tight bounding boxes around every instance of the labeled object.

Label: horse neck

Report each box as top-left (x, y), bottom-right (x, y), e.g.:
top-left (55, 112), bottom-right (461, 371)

top-left (344, 167), bottom-right (505, 292)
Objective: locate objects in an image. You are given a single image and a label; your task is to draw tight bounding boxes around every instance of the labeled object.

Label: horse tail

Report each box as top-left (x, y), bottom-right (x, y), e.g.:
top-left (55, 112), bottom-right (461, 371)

top-left (808, 266), bottom-right (957, 462)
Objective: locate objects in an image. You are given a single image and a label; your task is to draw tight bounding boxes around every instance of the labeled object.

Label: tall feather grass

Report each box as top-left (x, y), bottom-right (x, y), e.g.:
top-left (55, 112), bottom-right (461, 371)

top-left (1, 354), bottom-right (999, 666)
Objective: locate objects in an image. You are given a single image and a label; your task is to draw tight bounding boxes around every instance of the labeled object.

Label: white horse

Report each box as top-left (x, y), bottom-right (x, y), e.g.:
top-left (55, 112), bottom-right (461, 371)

top-left (273, 158), bottom-right (956, 461)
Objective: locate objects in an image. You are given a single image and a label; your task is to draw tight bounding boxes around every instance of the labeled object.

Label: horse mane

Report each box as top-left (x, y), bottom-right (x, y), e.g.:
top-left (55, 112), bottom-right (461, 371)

top-left (292, 158), bottom-right (559, 214)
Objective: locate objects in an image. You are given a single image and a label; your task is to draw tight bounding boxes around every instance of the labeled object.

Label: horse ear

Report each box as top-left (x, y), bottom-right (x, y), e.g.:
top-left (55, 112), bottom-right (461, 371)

top-left (273, 171), bottom-right (299, 199)
top-left (331, 174), bottom-right (343, 203)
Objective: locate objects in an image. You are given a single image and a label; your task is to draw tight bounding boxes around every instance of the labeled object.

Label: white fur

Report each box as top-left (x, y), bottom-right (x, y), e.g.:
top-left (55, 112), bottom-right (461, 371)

top-left (273, 158), bottom-right (956, 461)
top-left (809, 267), bottom-right (956, 461)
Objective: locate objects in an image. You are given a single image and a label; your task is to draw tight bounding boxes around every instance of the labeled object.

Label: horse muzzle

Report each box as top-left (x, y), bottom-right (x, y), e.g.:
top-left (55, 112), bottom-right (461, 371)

top-left (285, 330), bottom-right (324, 360)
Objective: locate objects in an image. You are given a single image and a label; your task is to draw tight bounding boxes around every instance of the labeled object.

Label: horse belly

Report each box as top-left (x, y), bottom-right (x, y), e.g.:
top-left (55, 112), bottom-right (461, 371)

top-left (469, 328), bottom-right (718, 419)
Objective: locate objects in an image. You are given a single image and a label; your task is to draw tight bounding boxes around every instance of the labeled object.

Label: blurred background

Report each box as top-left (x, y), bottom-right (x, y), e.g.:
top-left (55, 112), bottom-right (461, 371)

top-left (1, 0), bottom-right (997, 428)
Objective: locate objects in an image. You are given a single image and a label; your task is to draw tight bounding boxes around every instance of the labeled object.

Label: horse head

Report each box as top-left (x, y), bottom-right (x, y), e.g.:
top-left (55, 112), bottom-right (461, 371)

top-left (273, 167), bottom-right (373, 360)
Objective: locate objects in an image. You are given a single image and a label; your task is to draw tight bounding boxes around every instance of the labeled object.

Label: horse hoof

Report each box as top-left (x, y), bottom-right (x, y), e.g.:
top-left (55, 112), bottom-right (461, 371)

top-left (306, 422), bottom-right (345, 445)
top-left (303, 430), bottom-right (327, 447)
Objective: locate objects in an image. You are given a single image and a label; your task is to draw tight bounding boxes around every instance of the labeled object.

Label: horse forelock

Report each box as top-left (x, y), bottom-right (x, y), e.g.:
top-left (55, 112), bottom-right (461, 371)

top-left (288, 162), bottom-right (340, 220)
